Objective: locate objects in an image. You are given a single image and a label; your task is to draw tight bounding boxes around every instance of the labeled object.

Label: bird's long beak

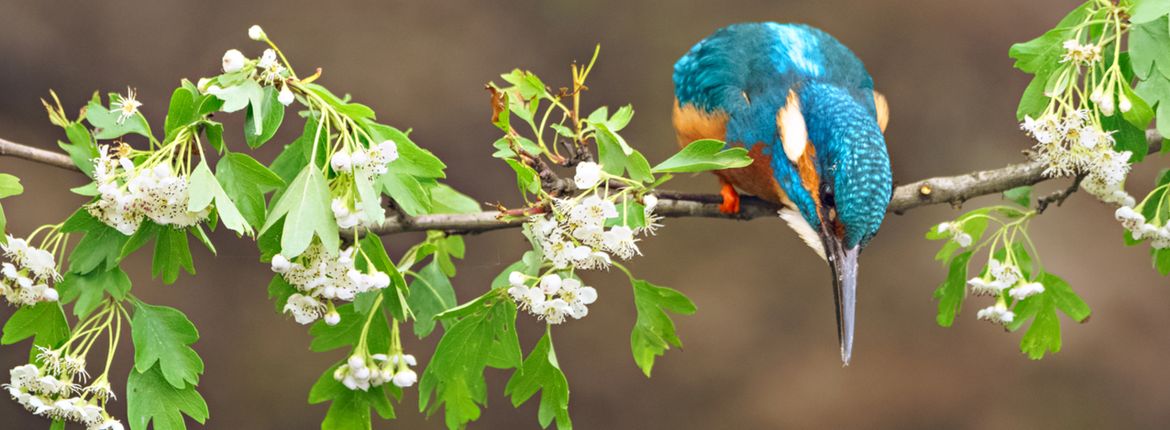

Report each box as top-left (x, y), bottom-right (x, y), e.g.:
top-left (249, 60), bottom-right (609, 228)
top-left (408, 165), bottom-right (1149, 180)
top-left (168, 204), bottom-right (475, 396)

top-left (822, 230), bottom-right (860, 366)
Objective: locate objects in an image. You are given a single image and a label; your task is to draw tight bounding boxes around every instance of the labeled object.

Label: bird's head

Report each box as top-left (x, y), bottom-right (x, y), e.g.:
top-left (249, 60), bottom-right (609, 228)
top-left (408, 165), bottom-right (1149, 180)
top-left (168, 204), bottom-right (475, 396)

top-left (775, 82), bottom-right (892, 365)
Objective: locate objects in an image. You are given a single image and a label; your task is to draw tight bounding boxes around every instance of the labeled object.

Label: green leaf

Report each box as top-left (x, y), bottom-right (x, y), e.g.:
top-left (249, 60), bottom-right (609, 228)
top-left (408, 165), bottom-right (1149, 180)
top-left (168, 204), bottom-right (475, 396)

top-left (86, 92), bottom-right (153, 141)
top-left (209, 79), bottom-right (264, 115)
top-left (216, 152), bottom-right (285, 228)
top-left (1129, 16), bottom-right (1170, 80)
top-left (505, 330), bottom-right (572, 429)
top-left (57, 267), bottom-right (131, 319)
top-left (244, 86), bottom-right (285, 148)
top-left (652, 139), bottom-right (752, 173)
top-left (933, 251), bottom-right (973, 327)
top-left (354, 166), bottom-right (385, 225)
top-left (1008, 272), bottom-right (1090, 359)
top-left (0, 302), bottom-right (70, 346)
top-left (188, 161), bottom-right (251, 235)
top-left (1008, 2), bottom-right (1094, 73)
top-left (0, 173), bottom-right (22, 198)
top-left (629, 279), bottom-right (696, 376)
top-left (407, 261), bottom-right (457, 338)
top-left (1016, 74), bottom-right (1052, 120)
top-left (357, 234), bottom-right (410, 321)
top-left (381, 172), bottom-right (432, 216)
top-left (152, 227), bottom-right (195, 284)
top-left (430, 184), bottom-right (481, 214)
top-left (0, 173), bottom-right (21, 243)
top-left (1136, 71), bottom-right (1170, 137)
top-left (1131, 0), bottom-right (1170, 24)
top-left (309, 304), bottom-right (390, 353)
top-left (309, 362), bottom-right (398, 430)
top-left (504, 158), bottom-right (541, 195)
top-left (261, 165), bottom-right (338, 258)
top-left (1002, 186), bottom-right (1033, 207)
top-left (131, 302), bottom-right (204, 388)
top-left (419, 292), bottom-right (519, 429)
top-left (62, 209), bottom-right (131, 274)
top-left (364, 122), bottom-right (447, 179)
top-left (126, 364), bottom-right (209, 430)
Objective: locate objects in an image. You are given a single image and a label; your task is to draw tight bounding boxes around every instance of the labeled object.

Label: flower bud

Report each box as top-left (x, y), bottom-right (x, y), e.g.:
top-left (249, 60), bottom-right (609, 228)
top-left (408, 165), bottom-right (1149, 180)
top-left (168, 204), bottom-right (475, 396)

top-left (222, 49), bottom-right (246, 73)
top-left (348, 354), bottom-right (366, 370)
top-left (1100, 96), bottom-right (1115, 117)
top-left (271, 254), bottom-right (291, 273)
top-left (324, 310), bottom-right (341, 326)
top-left (278, 85), bottom-right (295, 106)
top-left (508, 271), bottom-right (527, 287)
top-left (391, 368), bottom-right (417, 388)
top-left (41, 288), bottom-right (59, 302)
top-left (248, 25), bottom-right (266, 41)
top-left (331, 152), bottom-right (353, 172)
top-left (1119, 95), bottom-right (1132, 113)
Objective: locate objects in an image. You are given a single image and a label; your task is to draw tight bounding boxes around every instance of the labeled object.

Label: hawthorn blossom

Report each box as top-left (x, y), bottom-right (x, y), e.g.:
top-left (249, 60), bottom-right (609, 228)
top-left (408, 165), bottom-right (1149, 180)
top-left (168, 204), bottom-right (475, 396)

top-left (1, 236), bottom-right (61, 306)
top-left (222, 49), bottom-right (246, 73)
top-left (977, 303), bottom-right (1015, 325)
top-left (508, 272), bottom-right (597, 324)
top-left (273, 243), bottom-right (392, 325)
top-left (110, 88), bottom-right (142, 125)
top-left (248, 25), bottom-right (266, 41)
top-left (574, 162), bottom-right (603, 189)
top-left (1009, 281), bottom-right (1045, 301)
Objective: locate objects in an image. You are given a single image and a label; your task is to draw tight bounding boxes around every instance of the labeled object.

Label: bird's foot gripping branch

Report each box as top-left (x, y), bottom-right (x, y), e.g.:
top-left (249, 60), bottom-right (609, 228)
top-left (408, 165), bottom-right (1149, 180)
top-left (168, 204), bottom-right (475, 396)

top-left (0, 28), bottom-right (752, 430)
top-left (927, 0), bottom-right (1170, 359)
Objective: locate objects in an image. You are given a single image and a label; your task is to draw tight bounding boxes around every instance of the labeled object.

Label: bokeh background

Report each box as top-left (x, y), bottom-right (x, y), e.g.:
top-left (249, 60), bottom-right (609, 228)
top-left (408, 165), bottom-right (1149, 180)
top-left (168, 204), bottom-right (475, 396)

top-left (3, 0), bottom-right (1169, 428)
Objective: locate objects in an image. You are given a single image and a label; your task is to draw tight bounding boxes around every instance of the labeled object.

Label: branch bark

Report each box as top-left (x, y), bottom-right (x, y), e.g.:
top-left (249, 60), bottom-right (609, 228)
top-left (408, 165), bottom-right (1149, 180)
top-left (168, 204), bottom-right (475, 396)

top-left (0, 136), bottom-right (79, 172)
top-left (2, 131), bottom-right (1164, 236)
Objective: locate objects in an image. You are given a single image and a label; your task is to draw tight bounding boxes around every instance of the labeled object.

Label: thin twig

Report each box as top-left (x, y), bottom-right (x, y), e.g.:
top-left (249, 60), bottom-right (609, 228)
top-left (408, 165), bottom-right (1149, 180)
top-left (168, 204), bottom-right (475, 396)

top-left (1035, 175), bottom-right (1084, 214)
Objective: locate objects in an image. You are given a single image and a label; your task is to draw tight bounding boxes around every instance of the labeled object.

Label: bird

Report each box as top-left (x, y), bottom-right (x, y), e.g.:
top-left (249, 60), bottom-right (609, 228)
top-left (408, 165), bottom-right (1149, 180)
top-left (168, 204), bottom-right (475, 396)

top-left (671, 22), bottom-right (892, 365)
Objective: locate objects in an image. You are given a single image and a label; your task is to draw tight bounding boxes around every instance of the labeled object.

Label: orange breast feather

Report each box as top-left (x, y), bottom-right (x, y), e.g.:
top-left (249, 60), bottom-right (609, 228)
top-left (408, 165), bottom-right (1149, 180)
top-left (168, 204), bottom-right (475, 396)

top-left (671, 99), bottom-right (791, 206)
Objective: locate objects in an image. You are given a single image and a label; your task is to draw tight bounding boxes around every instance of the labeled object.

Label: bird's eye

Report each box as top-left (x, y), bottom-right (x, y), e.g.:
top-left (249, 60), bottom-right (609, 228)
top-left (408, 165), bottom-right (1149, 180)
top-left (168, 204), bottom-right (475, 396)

top-left (820, 183), bottom-right (836, 207)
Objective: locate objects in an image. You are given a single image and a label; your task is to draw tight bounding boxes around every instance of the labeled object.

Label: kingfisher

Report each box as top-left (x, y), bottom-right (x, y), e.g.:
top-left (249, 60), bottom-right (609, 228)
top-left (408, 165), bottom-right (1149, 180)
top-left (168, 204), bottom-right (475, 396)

top-left (672, 22), bottom-right (892, 364)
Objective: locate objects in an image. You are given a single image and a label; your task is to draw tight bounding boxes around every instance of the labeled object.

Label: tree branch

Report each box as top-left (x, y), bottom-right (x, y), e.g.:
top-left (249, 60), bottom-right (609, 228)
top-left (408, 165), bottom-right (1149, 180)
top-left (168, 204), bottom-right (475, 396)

top-left (2, 131), bottom-right (1163, 236)
top-left (0, 136), bottom-right (79, 172)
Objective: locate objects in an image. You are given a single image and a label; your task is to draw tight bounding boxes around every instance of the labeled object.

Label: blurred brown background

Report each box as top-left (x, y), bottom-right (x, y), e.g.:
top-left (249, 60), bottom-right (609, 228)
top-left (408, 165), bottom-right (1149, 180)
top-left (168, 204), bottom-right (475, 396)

top-left (3, 0), bottom-right (1169, 429)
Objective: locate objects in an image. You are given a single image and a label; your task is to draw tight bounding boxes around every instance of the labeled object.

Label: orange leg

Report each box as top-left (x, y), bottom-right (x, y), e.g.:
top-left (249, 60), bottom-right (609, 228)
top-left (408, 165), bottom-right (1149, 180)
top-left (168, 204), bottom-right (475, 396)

top-left (718, 177), bottom-right (740, 214)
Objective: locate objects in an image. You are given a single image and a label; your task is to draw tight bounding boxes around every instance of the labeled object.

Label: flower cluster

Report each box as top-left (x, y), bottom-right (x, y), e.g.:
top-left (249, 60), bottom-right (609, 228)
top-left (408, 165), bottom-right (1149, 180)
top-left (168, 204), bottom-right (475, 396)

top-left (329, 140), bottom-right (399, 182)
top-left (329, 139), bottom-right (400, 229)
top-left (4, 356), bottom-right (122, 430)
top-left (88, 146), bottom-right (210, 235)
top-left (1060, 39), bottom-right (1101, 65)
top-left (966, 258), bottom-right (1045, 326)
top-left (218, 43), bottom-right (294, 106)
top-left (1021, 112), bottom-right (1134, 206)
top-left (528, 164), bottom-right (662, 272)
top-left (272, 243), bottom-right (391, 325)
top-left (1, 235), bottom-right (61, 306)
top-left (1115, 205), bottom-right (1170, 249)
top-left (508, 273), bottom-right (598, 324)
top-left (333, 352), bottom-right (417, 391)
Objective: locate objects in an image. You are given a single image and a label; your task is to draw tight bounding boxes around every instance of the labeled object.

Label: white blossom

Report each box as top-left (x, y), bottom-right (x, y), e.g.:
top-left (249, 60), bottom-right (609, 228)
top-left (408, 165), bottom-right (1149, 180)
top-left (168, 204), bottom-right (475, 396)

top-left (573, 162), bottom-right (603, 189)
top-left (1009, 282), bottom-right (1045, 300)
top-left (977, 303), bottom-right (1015, 325)
top-left (602, 225), bottom-right (640, 259)
top-left (278, 85), bottom-right (295, 106)
top-left (1, 236), bottom-right (62, 306)
top-left (248, 25), bottom-right (266, 41)
top-left (110, 88), bottom-right (142, 125)
top-left (283, 294), bottom-right (325, 325)
top-left (273, 242), bottom-right (391, 325)
top-left (222, 49), bottom-right (246, 73)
